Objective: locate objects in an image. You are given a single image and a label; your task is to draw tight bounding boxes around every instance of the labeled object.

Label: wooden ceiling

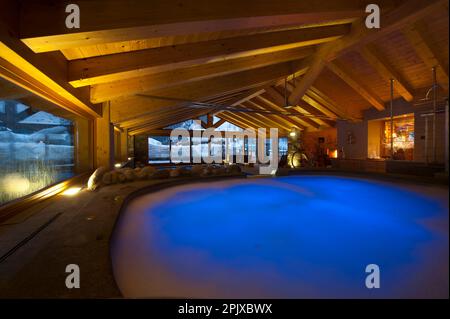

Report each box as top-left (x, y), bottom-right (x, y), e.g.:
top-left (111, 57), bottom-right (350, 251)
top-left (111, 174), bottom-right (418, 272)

top-left (1, 0), bottom-right (449, 135)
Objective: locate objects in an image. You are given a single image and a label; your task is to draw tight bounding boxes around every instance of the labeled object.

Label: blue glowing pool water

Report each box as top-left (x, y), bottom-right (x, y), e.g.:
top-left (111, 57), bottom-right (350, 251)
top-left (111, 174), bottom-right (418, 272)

top-left (111, 176), bottom-right (449, 298)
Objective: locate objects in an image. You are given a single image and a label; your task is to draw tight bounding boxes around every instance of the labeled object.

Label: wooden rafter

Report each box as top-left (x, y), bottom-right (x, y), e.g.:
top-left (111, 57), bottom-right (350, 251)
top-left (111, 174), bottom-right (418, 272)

top-left (242, 100), bottom-right (298, 131)
top-left (258, 90), bottom-right (320, 130)
top-left (111, 60), bottom-right (309, 125)
top-left (215, 113), bottom-right (260, 131)
top-left (252, 96), bottom-right (308, 130)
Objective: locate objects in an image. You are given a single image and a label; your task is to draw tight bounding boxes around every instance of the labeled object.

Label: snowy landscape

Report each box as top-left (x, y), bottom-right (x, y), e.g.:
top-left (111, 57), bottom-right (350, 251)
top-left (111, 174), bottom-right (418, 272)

top-left (0, 103), bottom-right (74, 205)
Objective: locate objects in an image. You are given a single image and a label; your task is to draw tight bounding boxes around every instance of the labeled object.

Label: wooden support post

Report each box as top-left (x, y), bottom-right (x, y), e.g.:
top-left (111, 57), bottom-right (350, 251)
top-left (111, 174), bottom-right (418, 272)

top-left (74, 117), bottom-right (93, 173)
top-left (94, 102), bottom-right (114, 169)
top-left (120, 129), bottom-right (129, 162)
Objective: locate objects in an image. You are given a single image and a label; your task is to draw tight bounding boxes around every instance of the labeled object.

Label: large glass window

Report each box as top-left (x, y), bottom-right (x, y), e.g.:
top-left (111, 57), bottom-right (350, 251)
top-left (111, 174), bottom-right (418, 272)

top-left (147, 117), bottom-right (289, 164)
top-left (148, 136), bottom-right (170, 164)
top-left (0, 78), bottom-right (75, 206)
top-left (192, 136), bottom-right (209, 161)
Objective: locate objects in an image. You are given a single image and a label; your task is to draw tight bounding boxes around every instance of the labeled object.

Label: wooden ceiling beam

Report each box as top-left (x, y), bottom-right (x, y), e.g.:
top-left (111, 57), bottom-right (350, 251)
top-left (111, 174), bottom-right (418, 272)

top-left (68, 24), bottom-right (349, 87)
top-left (211, 118), bottom-right (227, 129)
top-left (288, 54), bottom-right (326, 105)
top-left (89, 47), bottom-right (314, 102)
top-left (0, 33), bottom-right (100, 119)
top-left (0, 81), bottom-right (31, 100)
top-left (19, 0), bottom-right (373, 52)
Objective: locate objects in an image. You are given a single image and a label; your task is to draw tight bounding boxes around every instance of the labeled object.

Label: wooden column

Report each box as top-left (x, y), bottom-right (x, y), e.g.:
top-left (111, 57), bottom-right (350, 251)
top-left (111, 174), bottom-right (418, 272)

top-left (94, 102), bottom-right (114, 169)
top-left (120, 129), bottom-right (129, 161)
top-left (74, 117), bottom-right (94, 173)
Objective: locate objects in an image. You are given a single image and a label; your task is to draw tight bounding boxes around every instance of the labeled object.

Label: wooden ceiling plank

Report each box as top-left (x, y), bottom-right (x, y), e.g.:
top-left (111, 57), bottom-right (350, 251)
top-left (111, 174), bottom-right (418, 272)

top-left (359, 44), bottom-right (414, 101)
top-left (287, 0), bottom-right (447, 105)
top-left (403, 20), bottom-right (449, 87)
top-left (308, 86), bottom-right (357, 120)
top-left (326, 61), bottom-right (385, 110)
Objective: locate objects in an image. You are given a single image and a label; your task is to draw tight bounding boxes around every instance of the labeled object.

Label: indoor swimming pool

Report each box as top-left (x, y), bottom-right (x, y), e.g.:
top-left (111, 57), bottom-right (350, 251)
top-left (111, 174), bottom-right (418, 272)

top-left (111, 175), bottom-right (449, 298)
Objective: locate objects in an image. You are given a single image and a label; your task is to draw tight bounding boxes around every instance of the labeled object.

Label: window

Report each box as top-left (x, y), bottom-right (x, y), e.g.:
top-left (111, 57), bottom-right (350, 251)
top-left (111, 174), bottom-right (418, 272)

top-left (148, 136), bottom-right (170, 164)
top-left (246, 138), bottom-right (257, 162)
top-left (192, 136), bottom-right (209, 160)
top-left (215, 121), bottom-right (243, 132)
top-left (165, 119), bottom-right (203, 130)
top-left (279, 137), bottom-right (288, 158)
top-left (0, 78), bottom-right (75, 206)
top-left (381, 115), bottom-right (414, 160)
top-left (147, 116), bottom-right (289, 164)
